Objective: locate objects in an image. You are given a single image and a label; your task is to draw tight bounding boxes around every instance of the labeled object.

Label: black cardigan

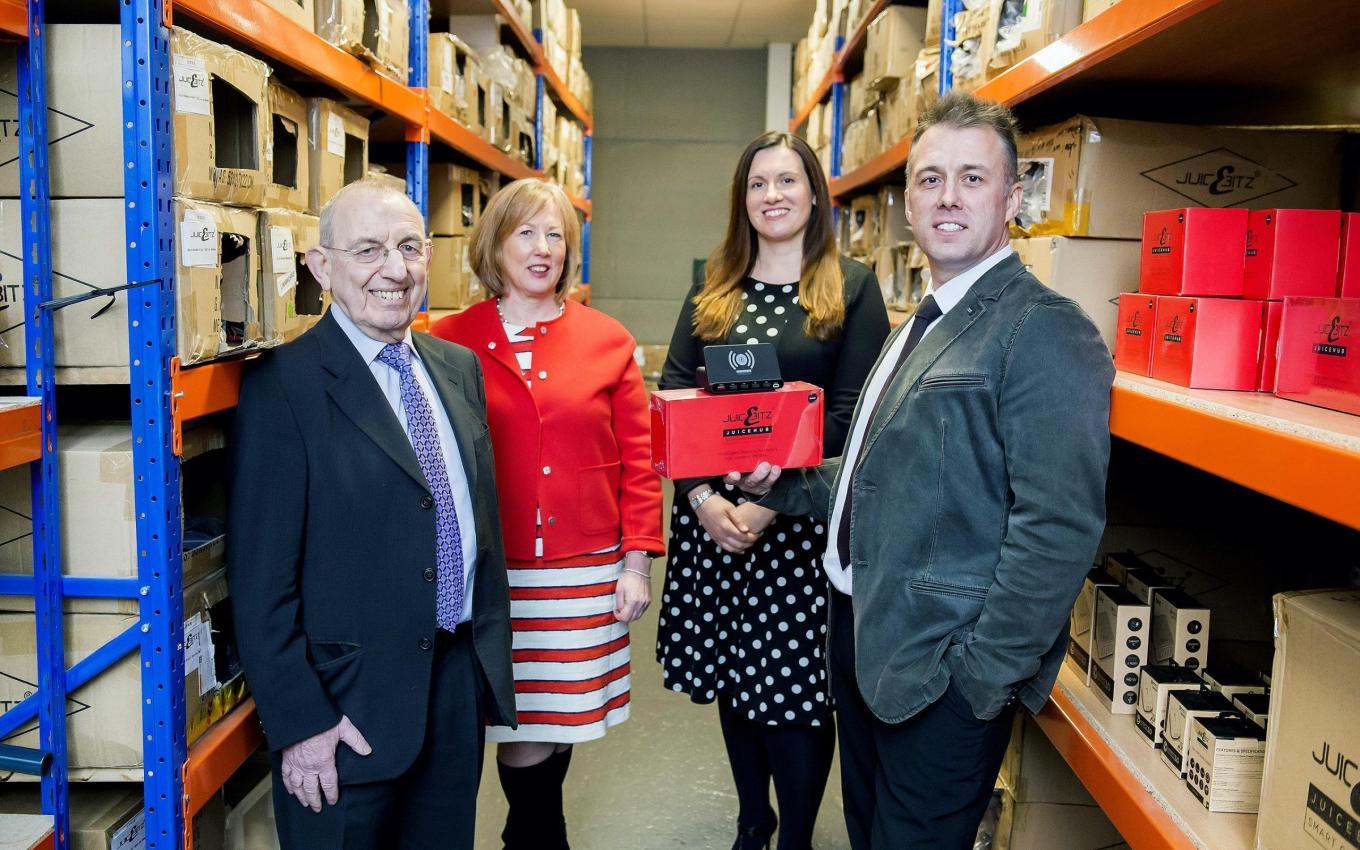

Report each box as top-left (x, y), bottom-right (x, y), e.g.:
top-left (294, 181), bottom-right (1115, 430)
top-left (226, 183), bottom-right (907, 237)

top-left (660, 256), bottom-right (891, 497)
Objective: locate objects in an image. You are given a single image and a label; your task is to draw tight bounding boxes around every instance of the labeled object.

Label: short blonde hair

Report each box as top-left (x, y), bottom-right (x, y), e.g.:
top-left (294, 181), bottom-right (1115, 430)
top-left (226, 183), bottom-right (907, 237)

top-left (470, 178), bottom-right (581, 300)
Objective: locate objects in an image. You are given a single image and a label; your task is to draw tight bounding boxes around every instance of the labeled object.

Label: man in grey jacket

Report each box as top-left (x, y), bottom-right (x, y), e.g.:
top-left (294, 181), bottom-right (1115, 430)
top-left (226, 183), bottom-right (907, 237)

top-left (735, 93), bottom-right (1114, 849)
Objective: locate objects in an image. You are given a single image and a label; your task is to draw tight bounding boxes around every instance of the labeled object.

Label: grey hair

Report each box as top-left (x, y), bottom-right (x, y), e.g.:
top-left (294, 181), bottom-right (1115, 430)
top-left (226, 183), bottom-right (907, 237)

top-left (318, 178), bottom-right (422, 246)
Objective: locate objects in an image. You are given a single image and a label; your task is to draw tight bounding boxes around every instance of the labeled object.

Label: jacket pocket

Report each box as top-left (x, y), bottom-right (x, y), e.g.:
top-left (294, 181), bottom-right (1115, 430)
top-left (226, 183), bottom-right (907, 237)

top-left (578, 460), bottom-right (622, 535)
top-left (309, 640), bottom-right (362, 670)
top-left (909, 577), bottom-right (989, 601)
top-left (919, 373), bottom-right (988, 390)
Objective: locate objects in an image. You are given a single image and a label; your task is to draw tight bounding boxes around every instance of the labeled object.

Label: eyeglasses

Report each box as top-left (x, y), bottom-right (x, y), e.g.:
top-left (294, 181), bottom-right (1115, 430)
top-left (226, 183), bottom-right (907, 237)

top-left (322, 239), bottom-right (432, 266)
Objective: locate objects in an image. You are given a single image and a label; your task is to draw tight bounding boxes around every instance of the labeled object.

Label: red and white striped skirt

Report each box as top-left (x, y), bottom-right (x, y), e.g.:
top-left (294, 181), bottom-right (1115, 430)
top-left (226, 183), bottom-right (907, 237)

top-left (486, 551), bottom-right (631, 744)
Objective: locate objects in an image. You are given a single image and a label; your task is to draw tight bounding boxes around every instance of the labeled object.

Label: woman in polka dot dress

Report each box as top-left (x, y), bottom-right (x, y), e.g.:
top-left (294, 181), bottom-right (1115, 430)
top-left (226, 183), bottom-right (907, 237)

top-left (656, 131), bottom-right (889, 850)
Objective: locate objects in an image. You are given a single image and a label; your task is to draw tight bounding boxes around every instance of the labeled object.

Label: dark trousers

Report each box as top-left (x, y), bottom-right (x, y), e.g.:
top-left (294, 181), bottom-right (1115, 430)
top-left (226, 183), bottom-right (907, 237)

top-left (830, 590), bottom-right (1016, 850)
top-left (272, 626), bottom-right (486, 850)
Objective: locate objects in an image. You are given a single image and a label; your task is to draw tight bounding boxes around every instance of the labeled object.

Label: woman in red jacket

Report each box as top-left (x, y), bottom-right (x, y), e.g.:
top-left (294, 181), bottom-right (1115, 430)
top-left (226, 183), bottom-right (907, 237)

top-left (431, 178), bottom-right (663, 850)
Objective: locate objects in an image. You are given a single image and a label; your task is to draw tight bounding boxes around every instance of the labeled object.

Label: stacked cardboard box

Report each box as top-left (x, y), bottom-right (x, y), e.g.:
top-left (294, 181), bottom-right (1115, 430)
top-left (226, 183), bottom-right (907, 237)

top-left (428, 33), bottom-right (480, 128)
top-left (315, 0), bottom-right (409, 81)
top-left (429, 165), bottom-right (487, 310)
top-left (982, 0), bottom-right (1083, 79)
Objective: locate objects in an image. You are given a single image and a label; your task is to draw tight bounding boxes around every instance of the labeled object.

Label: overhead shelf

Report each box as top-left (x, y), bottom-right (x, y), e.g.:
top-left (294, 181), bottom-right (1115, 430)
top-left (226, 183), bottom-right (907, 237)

top-left (489, 0), bottom-right (593, 130)
top-left (789, 0), bottom-right (889, 131)
top-left (428, 109), bottom-right (538, 179)
top-left (829, 0), bottom-right (1360, 199)
top-left (0, 398), bottom-right (41, 472)
top-left (1111, 373), bottom-right (1360, 531)
top-left (570, 194), bottom-right (591, 216)
top-left (0, 0), bottom-right (26, 39)
top-left (1036, 664), bottom-right (1254, 850)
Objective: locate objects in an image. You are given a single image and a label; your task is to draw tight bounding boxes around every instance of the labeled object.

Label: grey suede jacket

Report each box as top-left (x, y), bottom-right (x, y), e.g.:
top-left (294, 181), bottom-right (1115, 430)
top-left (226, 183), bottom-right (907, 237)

top-left (762, 253), bottom-right (1114, 723)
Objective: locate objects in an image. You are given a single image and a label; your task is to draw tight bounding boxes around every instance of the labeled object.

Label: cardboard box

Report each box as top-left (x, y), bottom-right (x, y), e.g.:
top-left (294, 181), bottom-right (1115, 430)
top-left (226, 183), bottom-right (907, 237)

top-left (0, 200), bottom-right (130, 371)
top-left (1202, 662), bottom-right (1269, 700)
top-left (1340, 213), bottom-right (1360, 298)
top-left (566, 7), bottom-right (582, 56)
top-left (1149, 296), bottom-right (1263, 390)
top-left (0, 423), bottom-right (227, 594)
top-left (225, 775), bottom-right (280, 850)
top-left (0, 786), bottom-right (226, 850)
top-left (306, 98), bottom-right (369, 213)
top-left (997, 715), bottom-right (1091, 805)
top-left (1151, 589), bottom-right (1209, 669)
top-left (174, 198), bottom-right (263, 365)
top-left (944, 3), bottom-right (991, 92)
top-left (1089, 586), bottom-right (1149, 714)
top-left (864, 5), bottom-right (928, 89)
top-left (264, 80), bottom-right (310, 213)
top-left (171, 28), bottom-right (270, 207)
top-left (0, 26), bottom-right (126, 198)
top-left (511, 104), bottom-right (535, 166)
top-left (1139, 208), bottom-right (1248, 297)
top-left (428, 236), bottom-right (485, 310)
top-left (1232, 691), bottom-right (1270, 730)
top-left (428, 33), bottom-right (477, 123)
top-left (651, 383), bottom-right (825, 480)
top-left (992, 792), bottom-right (1128, 850)
top-left (1124, 566), bottom-right (1172, 606)
top-left (1185, 715), bottom-right (1266, 813)
top-left (1015, 116), bottom-right (1344, 239)
top-left (1012, 236), bottom-right (1140, 351)
top-left (1113, 293), bottom-right (1157, 375)
top-left (1274, 297), bottom-right (1360, 416)
top-left (0, 568), bottom-right (244, 770)
top-left (429, 165), bottom-right (482, 236)
top-left (259, 0), bottom-right (314, 32)
top-left (1135, 666), bottom-right (1203, 747)
top-left (1257, 300), bottom-right (1284, 392)
top-left (1243, 209), bottom-right (1342, 301)
top-left (258, 209), bottom-right (326, 346)
top-left (984, 0), bottom-right (1083, 75)
top-left (1161, 689), bottom-right (1239, 779)
top-left (317, 0), bottom-right (409, 80)
top-left (1067, 569), bottom-right (1118, 679)
top-left (848, 195), bottom-right (879, 254)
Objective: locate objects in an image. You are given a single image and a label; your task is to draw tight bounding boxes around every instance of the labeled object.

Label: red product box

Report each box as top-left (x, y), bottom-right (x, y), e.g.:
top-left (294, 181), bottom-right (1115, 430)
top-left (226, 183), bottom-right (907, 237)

top-left (1139, 208), bottom-right (1248, 297)
top-left (1243, 209), bottom-right (1342, 300)
top-left (1150, 297), bottom-right (1263, 390)
top-left (1340, 213), bottom-right (1360, 298)
top-left (1257, 301), bottom-right (1285, 392)
top-left (1114, 293), bottom-right (1158, 376)
top-left (1274, 298), bottom-right (1360, 416)
top-left (651, 382), bottom-right (824, 480)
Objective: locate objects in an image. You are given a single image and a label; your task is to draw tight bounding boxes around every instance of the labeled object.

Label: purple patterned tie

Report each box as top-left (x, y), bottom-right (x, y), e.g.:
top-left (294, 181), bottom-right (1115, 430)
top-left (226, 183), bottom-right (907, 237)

top-left (377, 343), bottom-right (465, 628)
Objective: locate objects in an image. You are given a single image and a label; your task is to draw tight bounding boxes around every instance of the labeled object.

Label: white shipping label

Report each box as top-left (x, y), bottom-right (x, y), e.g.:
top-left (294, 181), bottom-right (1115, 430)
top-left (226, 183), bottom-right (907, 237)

top-left (270, 225), bottom-right (296, 269)
top-left (111, 809), bottom-right (146, 850)
top-left (1018, 0), bottom-right (1044, 33)
top-left (440, 43), bottom-right (455, 93)
top-left (327, 113), bottom-right (346, 157)
top-left (197, 618), bottom-right (218, 696)
top-left (172, 56), bottom-right (211, 116)
top-left (183, 614), bottom-right (205, 679)
top-left (179, 210), bottom-right (218, 268)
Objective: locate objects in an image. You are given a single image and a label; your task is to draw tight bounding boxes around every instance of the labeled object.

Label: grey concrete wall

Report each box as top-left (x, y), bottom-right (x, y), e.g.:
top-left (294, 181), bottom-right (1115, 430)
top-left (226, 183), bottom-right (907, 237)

top-left (583, 48), bottom-right (768, 344)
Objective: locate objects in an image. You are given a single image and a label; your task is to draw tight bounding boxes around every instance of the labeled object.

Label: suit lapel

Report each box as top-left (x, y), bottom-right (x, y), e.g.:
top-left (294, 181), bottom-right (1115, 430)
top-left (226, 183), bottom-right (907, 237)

top-left (317, 311), bottom-right (429, 490)
top-left (411, 331), bottom-right (482, 498)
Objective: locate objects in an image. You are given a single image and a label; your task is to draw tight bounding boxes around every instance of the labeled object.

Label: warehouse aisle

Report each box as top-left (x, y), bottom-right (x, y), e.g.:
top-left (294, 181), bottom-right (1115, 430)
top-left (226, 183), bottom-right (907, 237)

top-left (475, 484), bottom-right (853, 850)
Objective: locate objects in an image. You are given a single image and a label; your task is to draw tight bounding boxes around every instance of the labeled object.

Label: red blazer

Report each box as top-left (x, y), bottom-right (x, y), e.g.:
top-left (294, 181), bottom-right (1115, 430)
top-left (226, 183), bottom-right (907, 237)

top-left (432, 300), bottom-right (664, 562)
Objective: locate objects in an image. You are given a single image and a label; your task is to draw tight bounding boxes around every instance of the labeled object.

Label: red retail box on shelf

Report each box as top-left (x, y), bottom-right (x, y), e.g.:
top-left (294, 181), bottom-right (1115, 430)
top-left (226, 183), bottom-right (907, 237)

top-left (1114, 293), bottom-right (1158, 376)
top-left (1257, 301), bottom-right (1284, 392)
top-left (1150, 297), bottom-right (1263, 390)
top-left (1139, 208), bottom-right (1248, 297)
top-left (1243, 208), bottom-right (1342, 300)
top-left (1274, 297), bottom-right (1360, 416)
top-left (1340, 213), bottom-right (1360, 298)
top-left (650, 382), bottom-right (824, 480)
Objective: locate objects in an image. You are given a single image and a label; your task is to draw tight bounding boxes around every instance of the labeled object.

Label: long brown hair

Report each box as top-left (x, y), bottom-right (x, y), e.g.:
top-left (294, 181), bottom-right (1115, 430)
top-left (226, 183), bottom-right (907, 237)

top-left (692, 132), bottom-right (845, 341)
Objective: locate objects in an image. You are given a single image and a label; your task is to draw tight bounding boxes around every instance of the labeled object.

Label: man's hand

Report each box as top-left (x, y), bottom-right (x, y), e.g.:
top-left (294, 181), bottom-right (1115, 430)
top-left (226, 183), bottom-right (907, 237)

top-left (280, 715), bottom-right (372, 812)
top-left (725, 462), bottom-right (782, 498)
top-left (614, 554), bottom-right (652, 623)
top-left (695, 493), bottom-right (760, 553)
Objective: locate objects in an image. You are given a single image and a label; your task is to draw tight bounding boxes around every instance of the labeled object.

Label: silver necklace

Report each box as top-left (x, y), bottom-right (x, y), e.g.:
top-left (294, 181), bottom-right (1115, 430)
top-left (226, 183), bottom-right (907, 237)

top-left (496, 296), bottom-right (564, 326)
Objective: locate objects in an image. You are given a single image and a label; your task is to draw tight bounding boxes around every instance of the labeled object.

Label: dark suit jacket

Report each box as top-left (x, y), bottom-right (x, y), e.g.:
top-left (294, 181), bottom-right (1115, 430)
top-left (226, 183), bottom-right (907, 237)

top-left (764, 255), bottom-right (1114, 724)
top-left (227, 309), bottom-right (516, 785)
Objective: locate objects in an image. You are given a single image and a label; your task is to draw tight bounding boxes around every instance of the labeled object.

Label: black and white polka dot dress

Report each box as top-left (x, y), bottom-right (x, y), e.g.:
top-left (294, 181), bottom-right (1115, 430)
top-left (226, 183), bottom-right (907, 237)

top-left (656, 279), bottom-right (832, 726)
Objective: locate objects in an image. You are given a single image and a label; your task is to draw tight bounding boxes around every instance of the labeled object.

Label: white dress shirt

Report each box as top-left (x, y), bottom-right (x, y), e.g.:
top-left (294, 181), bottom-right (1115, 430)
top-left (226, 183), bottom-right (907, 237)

top-left (331, 305), bottom-right (478, 622)
top-left (822, 246), bottom-right (1014, 594)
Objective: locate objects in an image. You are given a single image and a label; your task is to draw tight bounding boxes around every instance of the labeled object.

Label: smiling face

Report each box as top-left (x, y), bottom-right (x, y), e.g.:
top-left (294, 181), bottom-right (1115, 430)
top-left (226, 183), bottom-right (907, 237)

top-left (745, 145), bottom-right (813, 248)
top-left (499, 203), bottom-right (567, 302)
top-left (906, 124), bottom-right (1022, 285)
top-left (308, 188), bottom-right (428, 343)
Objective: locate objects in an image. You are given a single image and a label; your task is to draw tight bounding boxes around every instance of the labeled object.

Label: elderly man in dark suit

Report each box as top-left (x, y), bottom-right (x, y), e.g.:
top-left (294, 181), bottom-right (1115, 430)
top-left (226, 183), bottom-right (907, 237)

top-left (227, 179), bottom-right (516, 850)
top-left (736, 92), bottom-right (1114, 849)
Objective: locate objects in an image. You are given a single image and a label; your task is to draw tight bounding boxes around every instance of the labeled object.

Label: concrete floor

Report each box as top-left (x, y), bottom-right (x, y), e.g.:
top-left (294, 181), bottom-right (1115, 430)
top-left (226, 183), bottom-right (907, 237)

top-left (474, 484), bottom-right (853, 850)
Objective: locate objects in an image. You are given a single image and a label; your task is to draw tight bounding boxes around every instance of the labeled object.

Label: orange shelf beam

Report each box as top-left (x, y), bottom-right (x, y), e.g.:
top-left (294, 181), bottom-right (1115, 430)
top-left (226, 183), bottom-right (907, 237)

top-left (831, 134), bottom-right (910, 198)
top-left (428, 108), bottom-right (538, 180)
top-left (170, 357), bottom-right (247, 455)
top-left (570, 194), bottom-right (591, 217)
top-left (974, 0), bottom-right (1222, 106)
top-left (491, 0), bottom-right (540, 61)
top-left (182, 699), bottom-right (264, 820)
top-left (175, 0), bottom-right (426, 126)
top-left (790, 69), bottom-right (834, 130)
top-left (1034, 687), bottom-right (1195, 850)
top-left (0, 0), bottom-right (26, 39)
top-left (0, 400), bottom-right (41, 472)
top-left (1110, 380), bottom-right (1360, 531)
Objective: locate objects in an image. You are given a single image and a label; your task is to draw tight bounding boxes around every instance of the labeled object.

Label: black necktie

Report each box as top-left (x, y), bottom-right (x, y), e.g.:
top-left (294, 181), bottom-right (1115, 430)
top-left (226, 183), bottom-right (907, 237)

top-left (836, 295), bottom-right (943, 569)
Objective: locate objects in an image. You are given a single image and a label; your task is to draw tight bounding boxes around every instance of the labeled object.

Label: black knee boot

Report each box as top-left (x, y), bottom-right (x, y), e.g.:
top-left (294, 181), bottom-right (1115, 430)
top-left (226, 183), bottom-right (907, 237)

top-left (498, 747), bottom-right (573, 850)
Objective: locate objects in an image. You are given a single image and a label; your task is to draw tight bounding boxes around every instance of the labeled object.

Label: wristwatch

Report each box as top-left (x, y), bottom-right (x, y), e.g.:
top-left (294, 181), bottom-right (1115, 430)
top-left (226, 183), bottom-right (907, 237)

top-left (688, 487), bottom-right (717, 511)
